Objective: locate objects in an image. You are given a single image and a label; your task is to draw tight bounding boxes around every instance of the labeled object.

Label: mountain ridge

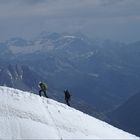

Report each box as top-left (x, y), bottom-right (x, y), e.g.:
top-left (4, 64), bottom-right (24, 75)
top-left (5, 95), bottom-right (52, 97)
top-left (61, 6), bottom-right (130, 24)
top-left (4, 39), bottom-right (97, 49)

top-left (0, 32), bottom-right (140, 115)
top-left (0, 86), bottom-right (138, 139)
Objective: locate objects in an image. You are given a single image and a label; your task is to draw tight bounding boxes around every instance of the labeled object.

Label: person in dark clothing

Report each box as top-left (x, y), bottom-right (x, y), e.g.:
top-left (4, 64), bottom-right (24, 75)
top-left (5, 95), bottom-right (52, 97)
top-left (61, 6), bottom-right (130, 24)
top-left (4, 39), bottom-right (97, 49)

top-left (38, 82), bottom-right (48, 98)
top-left (64, 89), bottom-right (71, 106)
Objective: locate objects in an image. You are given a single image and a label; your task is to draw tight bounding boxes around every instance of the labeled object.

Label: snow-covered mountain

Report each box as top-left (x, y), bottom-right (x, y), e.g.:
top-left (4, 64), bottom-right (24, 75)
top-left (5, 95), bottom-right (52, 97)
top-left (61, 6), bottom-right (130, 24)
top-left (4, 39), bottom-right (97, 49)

top-left (5, 32), bottom-right (91, 55)
top-left (0, 86), bottom-right (138, 139)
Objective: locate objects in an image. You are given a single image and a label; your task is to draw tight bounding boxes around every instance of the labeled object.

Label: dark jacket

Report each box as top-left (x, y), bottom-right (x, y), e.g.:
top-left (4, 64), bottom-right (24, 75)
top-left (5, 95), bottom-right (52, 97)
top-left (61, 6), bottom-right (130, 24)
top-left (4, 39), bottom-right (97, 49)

top-left (39, 82), bottom-right (47, 91)
top-left (64, 90), bottom-right (71, 99)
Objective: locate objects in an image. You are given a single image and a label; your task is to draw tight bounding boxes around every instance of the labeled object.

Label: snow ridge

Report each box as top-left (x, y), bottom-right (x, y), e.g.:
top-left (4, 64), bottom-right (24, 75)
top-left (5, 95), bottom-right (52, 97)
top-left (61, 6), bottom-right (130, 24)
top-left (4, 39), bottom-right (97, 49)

top-left (0, 86), bottom-right (139, 139)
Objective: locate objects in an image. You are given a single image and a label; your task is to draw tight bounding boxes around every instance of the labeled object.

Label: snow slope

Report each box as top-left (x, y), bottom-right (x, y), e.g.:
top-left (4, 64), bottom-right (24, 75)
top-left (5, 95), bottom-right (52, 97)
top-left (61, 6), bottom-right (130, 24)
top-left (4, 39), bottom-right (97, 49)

top-left (0, 86), bottom-right (139, 139)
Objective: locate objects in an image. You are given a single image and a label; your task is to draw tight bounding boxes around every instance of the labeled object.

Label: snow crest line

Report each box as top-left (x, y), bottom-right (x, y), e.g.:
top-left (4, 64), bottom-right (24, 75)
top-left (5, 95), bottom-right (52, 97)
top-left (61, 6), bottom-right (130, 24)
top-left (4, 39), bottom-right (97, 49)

top-left (42, 98), bottom-right (86, 135)
top-left (41, 98), bottom-right (63, 140)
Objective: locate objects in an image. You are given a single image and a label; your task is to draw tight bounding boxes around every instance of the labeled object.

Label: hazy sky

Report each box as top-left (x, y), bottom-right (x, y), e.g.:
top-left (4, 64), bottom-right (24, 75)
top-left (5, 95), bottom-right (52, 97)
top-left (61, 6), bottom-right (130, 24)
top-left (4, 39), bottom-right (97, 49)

top-left (0, 0), bottom-right (140, 42)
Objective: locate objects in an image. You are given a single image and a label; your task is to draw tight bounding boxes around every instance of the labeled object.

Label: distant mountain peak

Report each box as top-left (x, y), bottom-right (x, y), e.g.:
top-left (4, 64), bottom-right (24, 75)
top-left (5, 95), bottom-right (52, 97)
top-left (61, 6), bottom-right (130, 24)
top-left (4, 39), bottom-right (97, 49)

top-left (6, 37), bottom-right (29, 46)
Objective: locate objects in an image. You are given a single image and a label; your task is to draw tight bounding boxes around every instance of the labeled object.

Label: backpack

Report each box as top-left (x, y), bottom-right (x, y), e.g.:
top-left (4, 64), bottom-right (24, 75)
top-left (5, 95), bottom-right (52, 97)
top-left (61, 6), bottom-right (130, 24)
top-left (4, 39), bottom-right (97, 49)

top-left (39, 82), bottom-right (47, 90)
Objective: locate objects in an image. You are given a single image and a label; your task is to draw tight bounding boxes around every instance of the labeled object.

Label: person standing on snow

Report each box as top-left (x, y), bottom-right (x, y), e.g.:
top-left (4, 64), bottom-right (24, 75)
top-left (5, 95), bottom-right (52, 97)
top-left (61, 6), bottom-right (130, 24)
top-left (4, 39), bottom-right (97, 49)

top-left (64, 89), bottom-right (71, 106)
top-left (38, 82), bottom-right (48, 98)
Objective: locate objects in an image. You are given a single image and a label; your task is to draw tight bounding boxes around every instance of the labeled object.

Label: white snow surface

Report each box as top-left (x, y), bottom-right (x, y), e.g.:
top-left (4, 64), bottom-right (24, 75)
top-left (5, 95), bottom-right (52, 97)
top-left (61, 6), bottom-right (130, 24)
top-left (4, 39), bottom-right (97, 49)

top-left (0, 86), bottom-right (139, 139)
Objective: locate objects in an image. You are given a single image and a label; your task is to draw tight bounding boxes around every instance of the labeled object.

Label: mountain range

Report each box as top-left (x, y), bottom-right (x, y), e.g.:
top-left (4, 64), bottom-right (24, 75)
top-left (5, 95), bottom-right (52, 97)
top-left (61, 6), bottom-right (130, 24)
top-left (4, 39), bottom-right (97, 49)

top-left (0, 31), bottom-right (140, 117)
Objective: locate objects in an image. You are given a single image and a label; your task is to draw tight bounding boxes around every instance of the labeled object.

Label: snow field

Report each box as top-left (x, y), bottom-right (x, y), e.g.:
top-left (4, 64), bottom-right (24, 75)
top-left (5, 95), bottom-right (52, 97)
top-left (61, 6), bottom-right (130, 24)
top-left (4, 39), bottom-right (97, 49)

top-left (0, 86), bottom-right (139, 139)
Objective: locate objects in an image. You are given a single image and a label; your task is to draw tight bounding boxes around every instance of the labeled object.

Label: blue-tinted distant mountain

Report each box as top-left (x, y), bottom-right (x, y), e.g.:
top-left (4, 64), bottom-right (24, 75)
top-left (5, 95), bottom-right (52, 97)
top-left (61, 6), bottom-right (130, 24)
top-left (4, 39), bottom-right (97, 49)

top-left (0, 64), bottom-right (44, 92)
top-left (0, 32), bottom-right (140, 115)
top-left (38, 31), bottom-right (62, 41)
top-left (108, 92), bottom-right (140, 136)
top-left (6, 37), bottom-right (31, 46)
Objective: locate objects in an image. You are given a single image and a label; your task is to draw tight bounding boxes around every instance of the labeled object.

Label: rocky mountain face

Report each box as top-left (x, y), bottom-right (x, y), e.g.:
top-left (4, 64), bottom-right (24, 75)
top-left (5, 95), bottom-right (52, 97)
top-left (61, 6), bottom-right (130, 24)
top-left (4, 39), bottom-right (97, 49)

top-left (0, 32), bottom-right (140, 116)
top-left (0, 64), bottom-right (43, 92)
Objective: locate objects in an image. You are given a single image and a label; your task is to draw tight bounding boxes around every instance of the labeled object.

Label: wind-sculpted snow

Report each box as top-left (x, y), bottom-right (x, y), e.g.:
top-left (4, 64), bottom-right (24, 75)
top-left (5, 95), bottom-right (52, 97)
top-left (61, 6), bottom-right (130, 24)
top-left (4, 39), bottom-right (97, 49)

top-left (0, 86), bottom-right (139, 139)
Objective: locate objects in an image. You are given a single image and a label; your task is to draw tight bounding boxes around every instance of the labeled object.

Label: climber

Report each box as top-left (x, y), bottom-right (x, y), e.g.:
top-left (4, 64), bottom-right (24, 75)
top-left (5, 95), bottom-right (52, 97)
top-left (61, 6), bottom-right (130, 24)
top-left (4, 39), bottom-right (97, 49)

top-left (64, 89), bottom-right (71, 106)
top-left (38, 82), bottom-right (48, 98)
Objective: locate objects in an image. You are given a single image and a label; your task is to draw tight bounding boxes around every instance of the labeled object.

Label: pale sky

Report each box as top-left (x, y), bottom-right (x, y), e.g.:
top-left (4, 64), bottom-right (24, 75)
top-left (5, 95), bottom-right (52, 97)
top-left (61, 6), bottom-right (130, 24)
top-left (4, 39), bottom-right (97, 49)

top-left (0, 0), bottom-right (140, 42)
